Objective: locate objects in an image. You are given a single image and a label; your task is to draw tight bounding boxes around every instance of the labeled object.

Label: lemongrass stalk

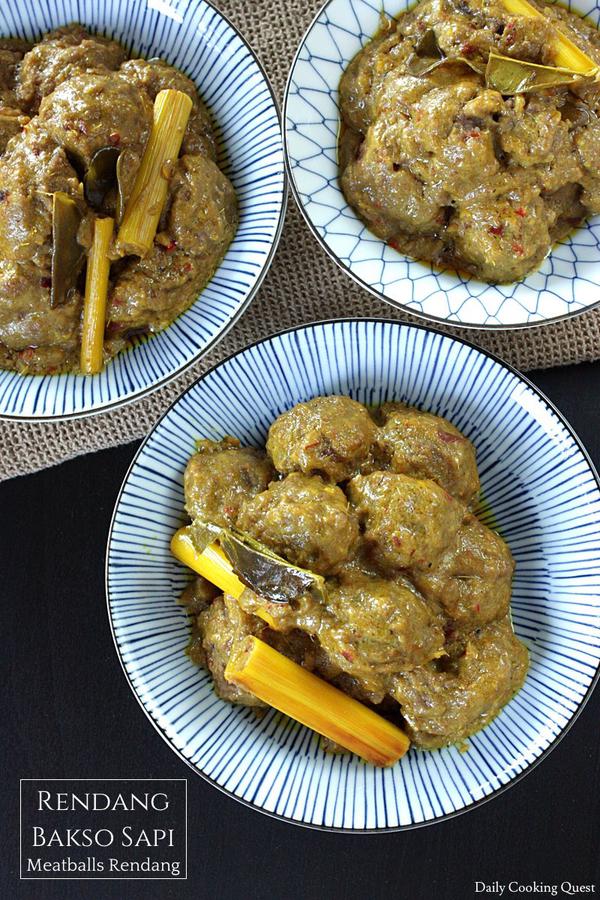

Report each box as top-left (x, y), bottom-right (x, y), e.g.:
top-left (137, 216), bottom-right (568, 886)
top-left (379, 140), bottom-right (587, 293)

top-left (116, 89), bottom-right (192, 257)
top-left (170, 527), bottom-right (276, 628)
top-left (80, 216), bottom-right (114, 374)
top-left (501, 0), bottom-right (598, 75)
top-left (225, 636), bottom-right (411, 767)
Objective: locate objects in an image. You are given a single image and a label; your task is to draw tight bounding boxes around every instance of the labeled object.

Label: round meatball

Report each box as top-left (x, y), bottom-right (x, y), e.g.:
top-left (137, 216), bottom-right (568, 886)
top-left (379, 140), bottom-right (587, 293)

top-left (317, 570), bottom-right (445, 696)
top-left (105, 154), bottom-right (238, 335)
top-left (0, 259), bottom-right (81, 355)
top-left (391, 616), bottom-right (529, 748)
top-left (194, 596), bottom-right (266, 707)
top-left (120, 58), bottom-right (216, 158)
top-left (377, 403), bottom-right (480, 505)
top-left (184, 438), bottom-right (274, 528)
top-left (17, 25), bottom-right (127, 111)
top-left (237, 472), bottom-right (359, 576)
top-left (412, 515), bottom-right (514, 626)
top-left (267, 395), bottom-right (377, 482)
top-left (38, 71), bottom-right (152, 167)
top-left (0, 39), bottom-right (31, 108)
top-left (348, 472), bottom-right (464, 572)
top-left (0, 123), bottom-right (81, 268)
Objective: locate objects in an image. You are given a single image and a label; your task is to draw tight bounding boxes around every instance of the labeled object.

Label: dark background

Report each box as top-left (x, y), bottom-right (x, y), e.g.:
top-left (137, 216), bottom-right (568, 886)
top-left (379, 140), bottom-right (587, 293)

top-left (2, 361), bottom-right (599, 900)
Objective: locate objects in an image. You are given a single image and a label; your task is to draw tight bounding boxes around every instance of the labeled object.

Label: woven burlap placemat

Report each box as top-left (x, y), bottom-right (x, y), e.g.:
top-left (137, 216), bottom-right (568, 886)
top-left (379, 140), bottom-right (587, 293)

top-left (1, 0), bottom-right (599, 481)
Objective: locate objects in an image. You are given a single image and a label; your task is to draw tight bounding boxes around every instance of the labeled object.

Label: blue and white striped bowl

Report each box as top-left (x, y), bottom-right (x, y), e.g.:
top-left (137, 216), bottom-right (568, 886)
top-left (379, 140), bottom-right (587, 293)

top-left (106, 319), bottom-right (600, 830)
top-left (284, 0), bottom-right (600, 329)
top-left (0, 0), bottom-right (285, 419)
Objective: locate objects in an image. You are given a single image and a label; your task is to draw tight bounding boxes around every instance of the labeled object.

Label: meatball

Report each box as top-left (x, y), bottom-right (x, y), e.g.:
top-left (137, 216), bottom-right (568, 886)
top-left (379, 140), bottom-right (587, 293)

top-left (267, 395), bottom-right (377, 482)
top-left (391, 616), bottom-right (529, 748)
top-left (38, 71), bottom-right (152, 168)
top-left (317, 570), bottom-right (445, 697)
top-left (193, 596), bottom-right (266, 707)
top-left (120, 58), bottom-right (216, 158)
top-left (412, 515), bottom-right (514, 627)
top-left (348, 472), bottom-right (464, 572)
top-left (0, 39), bottom-right (31, 107)
top-left (105, 154), bottom-right (238, 336)
top-left (184, 437), bottom-right (274, 528)
top-left (17, 25), bottom-right (127, 111)
top-left (238, 472), bottom-right (359, 576)
top-left (0, 258), bottom-right (81, 357)
top-left (377, 403), bottom-right (480, 505)
top-left (178, 575), bottom-right (220, 616)
top-left (0, 122), bottom-right (81, 268)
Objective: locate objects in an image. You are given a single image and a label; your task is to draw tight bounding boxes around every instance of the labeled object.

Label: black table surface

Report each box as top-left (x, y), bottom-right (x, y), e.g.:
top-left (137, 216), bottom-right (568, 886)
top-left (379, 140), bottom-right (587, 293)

top-left (2, 362), bottom-right (599, 900)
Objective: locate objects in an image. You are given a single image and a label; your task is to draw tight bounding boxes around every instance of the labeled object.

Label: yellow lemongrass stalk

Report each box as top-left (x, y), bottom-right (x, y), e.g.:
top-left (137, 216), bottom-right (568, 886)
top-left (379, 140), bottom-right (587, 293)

top-left (170, 527), bottom-right (276, 628)
top-left (116, 89), bottom-right (192, 257)
top-left (80, 216), bottom-right (114, 374)
top-left (225, 637), bottom-right (411, 767)
top-left (501, 0), bottom-right (598, 75)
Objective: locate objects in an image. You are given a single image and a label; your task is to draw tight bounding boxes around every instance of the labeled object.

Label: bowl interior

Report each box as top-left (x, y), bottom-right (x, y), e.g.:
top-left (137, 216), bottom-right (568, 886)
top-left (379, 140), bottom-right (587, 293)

top-left (0, 0), bottom-right (284, 419)
top-left (284, 0), bottom-right (600, 328)
top-left (107, 319), bottom-right (600, 830)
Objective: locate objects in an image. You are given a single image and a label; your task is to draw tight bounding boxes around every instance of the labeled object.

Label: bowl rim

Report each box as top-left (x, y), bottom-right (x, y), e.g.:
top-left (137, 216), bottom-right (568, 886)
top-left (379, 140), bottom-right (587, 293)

top-left (0, 0), bottom-right (288, 423)
top-left (105, 316), bottom-right (600, 832)
top-left (282, 0), bottom-right (600, 332)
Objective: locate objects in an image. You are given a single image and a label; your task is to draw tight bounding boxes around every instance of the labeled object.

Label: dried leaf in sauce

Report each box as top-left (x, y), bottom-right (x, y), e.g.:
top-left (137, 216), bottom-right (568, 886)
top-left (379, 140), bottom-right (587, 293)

top-left (51, 191), bottom-right (84, 308)
top-left (415, 28), bottom-right (443, 60)
top-left (407, 29), bottom-right (484, 76)
top-left (406, 28), bottom-right (444, 75)
top-left (84, 146), bottom-right (120, 211)
top-left (191, 520), bottom-right (327, 605)
top-left (485, 52), bottom-right (584, 94)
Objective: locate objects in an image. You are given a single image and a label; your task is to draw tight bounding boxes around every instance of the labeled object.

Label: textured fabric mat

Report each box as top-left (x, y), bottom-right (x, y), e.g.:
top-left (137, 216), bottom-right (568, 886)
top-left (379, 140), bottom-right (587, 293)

top-left (2, 0), bottom-right (600, 481)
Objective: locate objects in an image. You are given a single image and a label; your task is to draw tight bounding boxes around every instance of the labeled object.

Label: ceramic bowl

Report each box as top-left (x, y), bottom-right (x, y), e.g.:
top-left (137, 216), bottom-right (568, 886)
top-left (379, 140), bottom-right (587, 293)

top-left (106, 319), bottom-right (600, 831)
top-left (0, 0), bottom-right (285, 419)
top-left (284, 0), bottom-right (600, 329)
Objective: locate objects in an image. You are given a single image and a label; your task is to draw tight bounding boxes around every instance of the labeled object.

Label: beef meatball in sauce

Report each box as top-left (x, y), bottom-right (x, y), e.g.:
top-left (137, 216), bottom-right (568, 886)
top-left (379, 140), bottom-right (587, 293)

top-left (267, 395), bottom-right (378, 482)
top-left (376, 402), bottom-right (480, 506)
top-left (184, 437), bottom-right (274, 528)
top-left (348, 471), bottom-right (465, 571)
top-left (237, 472), bottom-right (359, 576)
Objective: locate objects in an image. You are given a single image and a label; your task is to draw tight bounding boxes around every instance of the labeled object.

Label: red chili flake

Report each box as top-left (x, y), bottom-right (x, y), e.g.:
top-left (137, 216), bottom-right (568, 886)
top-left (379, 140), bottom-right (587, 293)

top-left (182, 262), bottom-right (193, 273)
top-left (466, 129), bottom-right (480, 139)
top-left (112, 298), bottom-right (124, 307)
top-left (461, 41), bottom-right (476, 57)
top-left (108, 131), bottom-right (121, 146)
top-left (488, 224), bottom-right (504, 236)
top-left (223, 505), bottom-right (236, 517)
top-left (304, 440), bottom-right (320, 450)
top-left (19, 347), bottom-right (35, 362)
top-left (341, 649), bottom-right (355, 663)
top-left (40, 276), bottom-right (52, 289)
top-left (438, 428), bottom-right (464, 443)
top-left (392, 535), bottom-right (403, 548)
top-left (164, 239), bottom-right (177, 252)
top-left (512, 241), bottom-right (524, 255)
top-left (474, 603), bottom-right (481, 613)
top-left (515, 206), bottom-right (527, 217)
top-left (504, 20), bottom-right (516, 45)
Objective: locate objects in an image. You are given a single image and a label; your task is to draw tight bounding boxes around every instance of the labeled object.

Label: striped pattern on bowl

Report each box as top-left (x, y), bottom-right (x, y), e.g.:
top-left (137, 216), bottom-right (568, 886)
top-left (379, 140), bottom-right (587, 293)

top-left (0, 0), bottom-right (285, 419)
top-left (106, 319), bottom-right (600, 830)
